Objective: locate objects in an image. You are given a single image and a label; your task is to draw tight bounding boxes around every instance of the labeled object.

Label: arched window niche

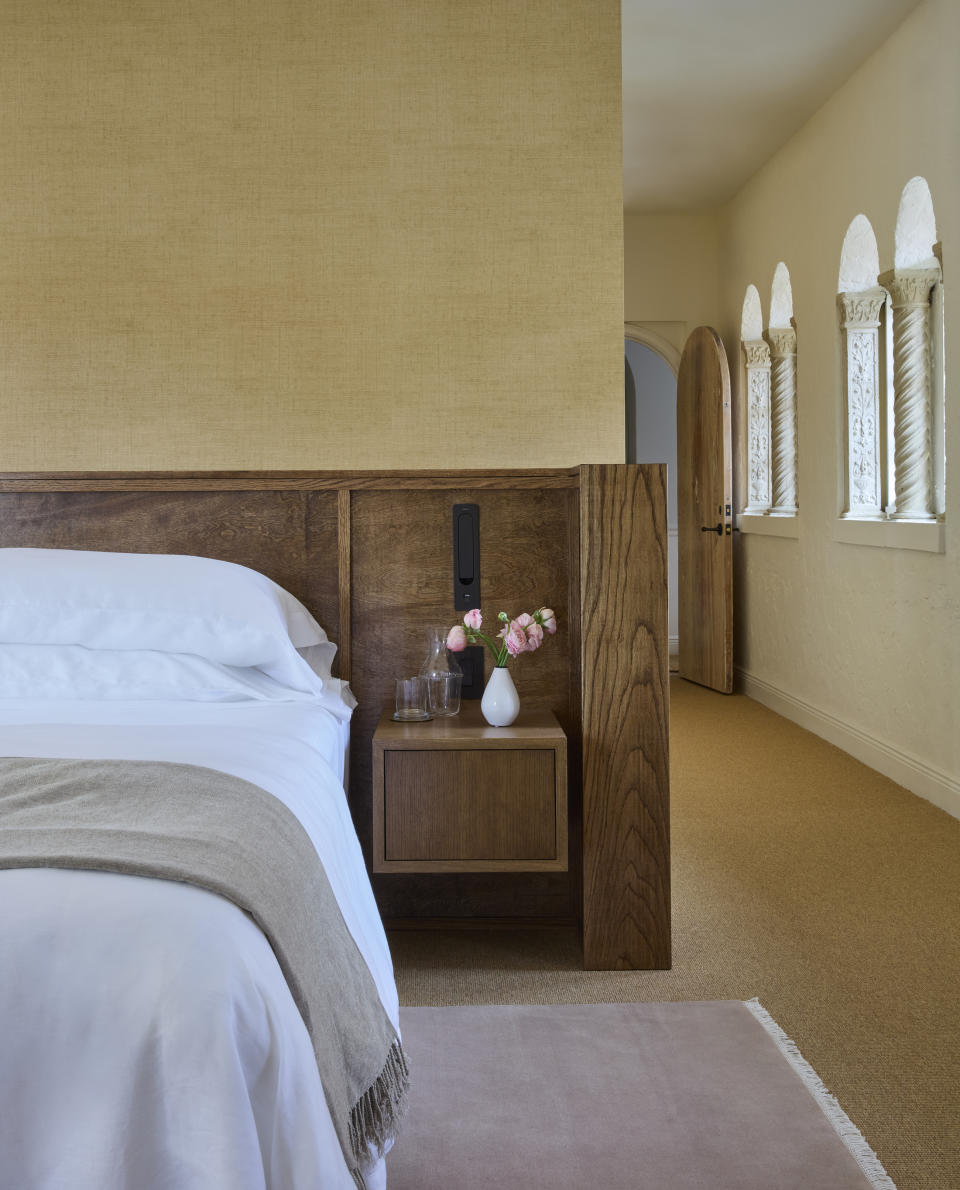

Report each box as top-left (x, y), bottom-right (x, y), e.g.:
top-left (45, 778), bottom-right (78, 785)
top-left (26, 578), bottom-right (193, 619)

top-left (741, 285), bottom-right (772, 515)
top-left (879, 177), bottom-right (944, 520)
top-left (765, 263), bottom-right (798, 515)
top-left (835, 184), bottom-right (945, 553)
top-left (837, 215), bottom-right (886, 518)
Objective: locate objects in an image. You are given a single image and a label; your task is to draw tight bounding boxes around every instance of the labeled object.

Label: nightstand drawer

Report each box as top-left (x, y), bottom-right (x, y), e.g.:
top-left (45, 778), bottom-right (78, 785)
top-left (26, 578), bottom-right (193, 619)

top-left (384, 749), bottom-right (556, 862)
top-left (372, 705), bottom-right (568, 874)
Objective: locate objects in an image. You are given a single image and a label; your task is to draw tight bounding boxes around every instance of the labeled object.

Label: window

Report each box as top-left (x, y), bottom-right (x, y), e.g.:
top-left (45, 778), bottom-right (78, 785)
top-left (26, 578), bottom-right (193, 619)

top-left (741, 285), bottom-right (771, 515)
top-left (741, 267), bottom-right (798, 524)
top-left (837, 215), bottom-right (885, 517)
top-left (837, 179), bottom-right (944, 547)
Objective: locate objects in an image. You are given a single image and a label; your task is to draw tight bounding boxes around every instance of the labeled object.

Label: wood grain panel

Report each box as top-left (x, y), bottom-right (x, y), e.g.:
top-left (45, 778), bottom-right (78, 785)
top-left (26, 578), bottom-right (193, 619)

top-left (677, 326), bottom-right (733, 692)
top-left (336, 488), bottom-right (352, 681)
top-left (0, 470), bottom-right (578, 493)
top-left (580, 464), bottom-right (670, 970)
top-left (563, 485), bottom-right (584, 922)
top-left (0, 489), bottom-right (341, 645)
top-left (351, 486), bottom-right (578, 919)
top-left (374, 703), bottom-right (567, 748)
top-left (383, 750), bottom-right (557, 862)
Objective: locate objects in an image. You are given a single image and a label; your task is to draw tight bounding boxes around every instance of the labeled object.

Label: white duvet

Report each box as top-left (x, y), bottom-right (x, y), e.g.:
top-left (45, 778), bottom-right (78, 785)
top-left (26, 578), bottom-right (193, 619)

top-left (0, 699), bottom-right (395, 1190)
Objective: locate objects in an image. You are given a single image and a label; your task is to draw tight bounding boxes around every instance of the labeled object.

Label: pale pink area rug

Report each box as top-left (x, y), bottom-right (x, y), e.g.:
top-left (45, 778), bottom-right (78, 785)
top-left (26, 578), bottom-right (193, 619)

top-left (388, 1000), bottom-right (896, 1190)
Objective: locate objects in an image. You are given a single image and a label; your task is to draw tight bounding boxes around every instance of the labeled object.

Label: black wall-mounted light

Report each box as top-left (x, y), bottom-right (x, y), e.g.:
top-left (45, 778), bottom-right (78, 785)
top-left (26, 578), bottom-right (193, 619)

top-left (452, 503), bottom-right (480, 611)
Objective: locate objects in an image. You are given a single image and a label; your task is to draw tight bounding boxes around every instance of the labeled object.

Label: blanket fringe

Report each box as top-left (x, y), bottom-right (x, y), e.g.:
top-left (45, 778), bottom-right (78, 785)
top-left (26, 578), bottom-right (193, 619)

top-left (743, 998), bottom-right (897, 1190)
top-left (348, 1038), bottom-right (411, 1187)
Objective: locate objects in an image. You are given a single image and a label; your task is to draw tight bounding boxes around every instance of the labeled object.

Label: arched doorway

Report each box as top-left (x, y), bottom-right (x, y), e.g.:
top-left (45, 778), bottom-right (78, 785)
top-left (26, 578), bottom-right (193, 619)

top-left (624, 334), bottom-right (678, 666)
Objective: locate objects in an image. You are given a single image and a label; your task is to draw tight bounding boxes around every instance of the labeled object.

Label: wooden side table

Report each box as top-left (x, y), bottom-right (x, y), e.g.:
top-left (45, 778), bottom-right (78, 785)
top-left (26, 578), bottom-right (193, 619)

top-left (372, 702), bottom-right (567, 874)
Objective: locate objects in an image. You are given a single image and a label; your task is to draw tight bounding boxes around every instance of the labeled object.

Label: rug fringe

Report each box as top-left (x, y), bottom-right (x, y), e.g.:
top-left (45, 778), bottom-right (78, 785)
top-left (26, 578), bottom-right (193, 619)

top-left (743, 998), bottom-right (897, 1190)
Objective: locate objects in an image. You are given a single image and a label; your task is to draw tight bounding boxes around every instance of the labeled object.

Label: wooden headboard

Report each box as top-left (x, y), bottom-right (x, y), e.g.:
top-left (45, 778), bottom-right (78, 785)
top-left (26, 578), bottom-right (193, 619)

top-left (0, 466), bottom-right (669, 971)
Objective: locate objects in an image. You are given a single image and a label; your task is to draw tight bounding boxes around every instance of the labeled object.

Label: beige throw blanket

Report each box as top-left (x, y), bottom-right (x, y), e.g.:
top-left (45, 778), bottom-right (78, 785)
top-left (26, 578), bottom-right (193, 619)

top-left (0, 755), bottom-right (408, 1190)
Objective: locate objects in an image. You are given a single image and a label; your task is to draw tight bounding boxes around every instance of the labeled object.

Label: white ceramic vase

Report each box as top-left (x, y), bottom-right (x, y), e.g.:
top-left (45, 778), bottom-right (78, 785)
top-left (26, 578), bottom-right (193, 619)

top-left (480, 665), bottom-right (519, 727)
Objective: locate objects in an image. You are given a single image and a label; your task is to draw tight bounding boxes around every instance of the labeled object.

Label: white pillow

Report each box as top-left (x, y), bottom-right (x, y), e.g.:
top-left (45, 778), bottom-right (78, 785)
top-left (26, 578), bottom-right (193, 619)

top-left (0, 643), bottom-right (298, 701)
top-left (0, 643), bottom-right (357, 718)
top-left (0, 548), bottom-right (337, 691)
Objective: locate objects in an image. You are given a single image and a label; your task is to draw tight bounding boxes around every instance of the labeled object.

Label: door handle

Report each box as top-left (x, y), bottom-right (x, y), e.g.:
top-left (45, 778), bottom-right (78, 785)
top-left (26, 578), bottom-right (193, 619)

top-left (700, 523), bottom-right (722, 535)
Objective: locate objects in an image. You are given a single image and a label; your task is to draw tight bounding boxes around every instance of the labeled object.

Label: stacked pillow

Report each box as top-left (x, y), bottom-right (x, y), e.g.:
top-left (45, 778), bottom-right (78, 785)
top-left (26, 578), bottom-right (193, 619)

top-left (0, 549), bottom-right (354, 713)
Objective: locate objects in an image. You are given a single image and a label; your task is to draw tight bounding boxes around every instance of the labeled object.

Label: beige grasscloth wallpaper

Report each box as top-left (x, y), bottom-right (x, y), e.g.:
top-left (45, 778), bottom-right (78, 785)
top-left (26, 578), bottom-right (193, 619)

top-left (0, 0), bottom-right (623, 470)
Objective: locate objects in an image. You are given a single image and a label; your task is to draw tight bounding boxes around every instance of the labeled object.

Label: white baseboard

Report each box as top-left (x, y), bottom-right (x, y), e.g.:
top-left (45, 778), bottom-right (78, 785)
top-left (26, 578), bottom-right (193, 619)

top-left (736, 667), bottom-right (960, 821)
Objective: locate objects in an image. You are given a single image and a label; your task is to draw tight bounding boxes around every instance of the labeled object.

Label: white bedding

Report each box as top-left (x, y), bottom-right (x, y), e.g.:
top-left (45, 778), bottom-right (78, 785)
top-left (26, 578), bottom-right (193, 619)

top-left (0, 698), bottom-right (394, 1190)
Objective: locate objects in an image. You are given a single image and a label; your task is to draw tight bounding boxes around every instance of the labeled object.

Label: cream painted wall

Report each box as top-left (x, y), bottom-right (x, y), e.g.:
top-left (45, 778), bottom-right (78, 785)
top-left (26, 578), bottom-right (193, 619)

top-left (717, 0), bottom-right (959, 806)
top-left (0, 0), bottom-right (623, 470)
top-left (623, 213), bottom-right (721, 359)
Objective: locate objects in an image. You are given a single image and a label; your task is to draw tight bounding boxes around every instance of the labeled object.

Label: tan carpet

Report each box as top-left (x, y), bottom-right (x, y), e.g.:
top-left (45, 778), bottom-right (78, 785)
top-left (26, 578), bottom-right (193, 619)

top-left (390, 678), bottom-right (960, 1190)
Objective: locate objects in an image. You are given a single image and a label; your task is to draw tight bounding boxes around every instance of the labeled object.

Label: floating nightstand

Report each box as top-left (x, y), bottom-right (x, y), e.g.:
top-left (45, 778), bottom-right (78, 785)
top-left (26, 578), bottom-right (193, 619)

top-left (372, 702), bottom-right (567, 874)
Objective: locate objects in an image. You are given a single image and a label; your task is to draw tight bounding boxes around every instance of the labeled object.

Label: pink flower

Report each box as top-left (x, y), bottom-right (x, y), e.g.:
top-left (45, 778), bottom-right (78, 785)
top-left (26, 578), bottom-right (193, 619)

top-left (507, 615), bottom-right (542, 652)
top-left (504, 628), bottom-right (527, 657)
top-left (537, 608), bottom-right (557, 635)
top-left (446, 625), bottom-right (467, 651)
top-left (463, 609), bottom-right (482, 631)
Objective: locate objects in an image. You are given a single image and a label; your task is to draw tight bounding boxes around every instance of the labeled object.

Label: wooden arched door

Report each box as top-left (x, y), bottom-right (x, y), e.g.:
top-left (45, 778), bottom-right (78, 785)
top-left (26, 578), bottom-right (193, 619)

top-left (677, 326), bottom-right (733, 692)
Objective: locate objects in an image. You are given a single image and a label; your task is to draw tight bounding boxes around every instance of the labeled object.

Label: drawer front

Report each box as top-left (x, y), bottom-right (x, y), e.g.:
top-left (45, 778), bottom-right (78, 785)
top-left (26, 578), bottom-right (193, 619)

top-left (384, 749), bottom-right (557, 861)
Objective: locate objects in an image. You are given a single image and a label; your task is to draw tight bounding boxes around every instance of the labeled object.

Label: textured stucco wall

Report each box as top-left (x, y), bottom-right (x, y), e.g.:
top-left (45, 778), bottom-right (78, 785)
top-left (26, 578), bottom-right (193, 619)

top-left (0, 0), bottom-right (623, 470)
top-left (718, 0), bottom-right (959, 792)
top-left (623, 213), bottom-right (721, 359)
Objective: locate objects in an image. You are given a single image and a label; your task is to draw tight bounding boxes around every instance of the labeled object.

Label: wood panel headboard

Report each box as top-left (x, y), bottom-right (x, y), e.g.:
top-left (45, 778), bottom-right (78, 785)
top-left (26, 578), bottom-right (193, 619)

top-left (0, 466), bottom-right (669, 970)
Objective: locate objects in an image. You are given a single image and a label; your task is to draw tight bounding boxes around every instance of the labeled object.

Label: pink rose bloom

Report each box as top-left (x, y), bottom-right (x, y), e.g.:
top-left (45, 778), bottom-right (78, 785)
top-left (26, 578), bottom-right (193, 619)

top-left (504, 628), bottom-right (527, 657)
top-left (446, 625), bottom-right (467, 651)
top-left (507, 616), bottom-right (538, 651)
top-left (463, 609), bottom-right (482, 630)
top-left (537, 608), bottom-right (557, 635)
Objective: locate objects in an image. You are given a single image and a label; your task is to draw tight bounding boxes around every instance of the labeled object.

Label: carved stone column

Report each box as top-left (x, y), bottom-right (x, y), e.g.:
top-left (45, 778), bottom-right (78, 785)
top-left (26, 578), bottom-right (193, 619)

top-left (837, 289), bottom-right (885, 518)
top-left (763, 325), bottom-right (797, 514)
top-left (877, 267), bottom-right (940, 519)
top-left (742, 338), bottom-right (772, 514)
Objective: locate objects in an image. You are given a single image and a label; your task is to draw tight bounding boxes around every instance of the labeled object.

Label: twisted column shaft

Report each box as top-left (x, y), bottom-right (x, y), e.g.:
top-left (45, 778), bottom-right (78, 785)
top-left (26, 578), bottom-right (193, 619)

top-left (764, 326), bottom-right (797, 513)
top-left (879, 268), bottom-right (940, 519)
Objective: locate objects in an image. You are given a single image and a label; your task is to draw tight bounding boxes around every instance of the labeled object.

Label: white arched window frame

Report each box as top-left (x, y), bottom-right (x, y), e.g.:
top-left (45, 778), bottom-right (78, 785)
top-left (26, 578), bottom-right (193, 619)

top-left (835, 182), bottom-right (944, 553)
top-left (739, 278), bottom-right (799, 539)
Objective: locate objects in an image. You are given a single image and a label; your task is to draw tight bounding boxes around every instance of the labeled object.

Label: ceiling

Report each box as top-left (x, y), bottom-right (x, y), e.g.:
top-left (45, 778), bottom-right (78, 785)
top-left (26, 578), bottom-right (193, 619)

top-left (622, 0), bottom-right (923, 213)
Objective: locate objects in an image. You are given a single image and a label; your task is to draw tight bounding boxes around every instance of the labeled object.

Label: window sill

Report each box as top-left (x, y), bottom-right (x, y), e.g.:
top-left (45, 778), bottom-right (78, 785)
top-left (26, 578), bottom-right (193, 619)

top-left (833, 517), bottom-right (945, 553)
top-left (738, 513), bottom-right (799, 539)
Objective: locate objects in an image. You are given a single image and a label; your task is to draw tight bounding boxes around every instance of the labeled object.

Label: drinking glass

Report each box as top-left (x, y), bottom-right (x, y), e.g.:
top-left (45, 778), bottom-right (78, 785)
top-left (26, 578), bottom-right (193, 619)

top-left (394, 677), bottom-right (429, 721)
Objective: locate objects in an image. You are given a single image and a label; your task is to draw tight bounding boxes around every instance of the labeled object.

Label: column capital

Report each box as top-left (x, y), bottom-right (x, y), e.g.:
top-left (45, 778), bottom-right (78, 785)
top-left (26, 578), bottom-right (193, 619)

top-left (741, 338), bottom-right (770, 368)
top-left (878, 267), bottom-right (941, 307)
top-left (837, 288), bottom-right (885, 328)
top-left (764, 326), bottom-right (796, 357)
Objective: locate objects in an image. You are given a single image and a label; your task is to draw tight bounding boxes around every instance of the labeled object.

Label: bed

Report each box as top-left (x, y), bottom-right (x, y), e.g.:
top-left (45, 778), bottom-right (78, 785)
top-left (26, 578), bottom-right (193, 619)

top-left (0, 466), bottom-right (671, 973)
top-left (0, 547), bottom-right (403, 1190)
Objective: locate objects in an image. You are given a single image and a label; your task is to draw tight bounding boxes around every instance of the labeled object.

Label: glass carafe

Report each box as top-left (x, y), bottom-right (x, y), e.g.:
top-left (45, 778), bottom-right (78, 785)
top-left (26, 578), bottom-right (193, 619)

top-left (419, 626), bottom-right (463, 717)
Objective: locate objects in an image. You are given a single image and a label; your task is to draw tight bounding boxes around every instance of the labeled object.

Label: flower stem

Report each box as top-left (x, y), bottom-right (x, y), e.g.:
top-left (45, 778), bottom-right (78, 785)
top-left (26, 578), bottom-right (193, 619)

top-left (471, 630), bottom-right (509, 668)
